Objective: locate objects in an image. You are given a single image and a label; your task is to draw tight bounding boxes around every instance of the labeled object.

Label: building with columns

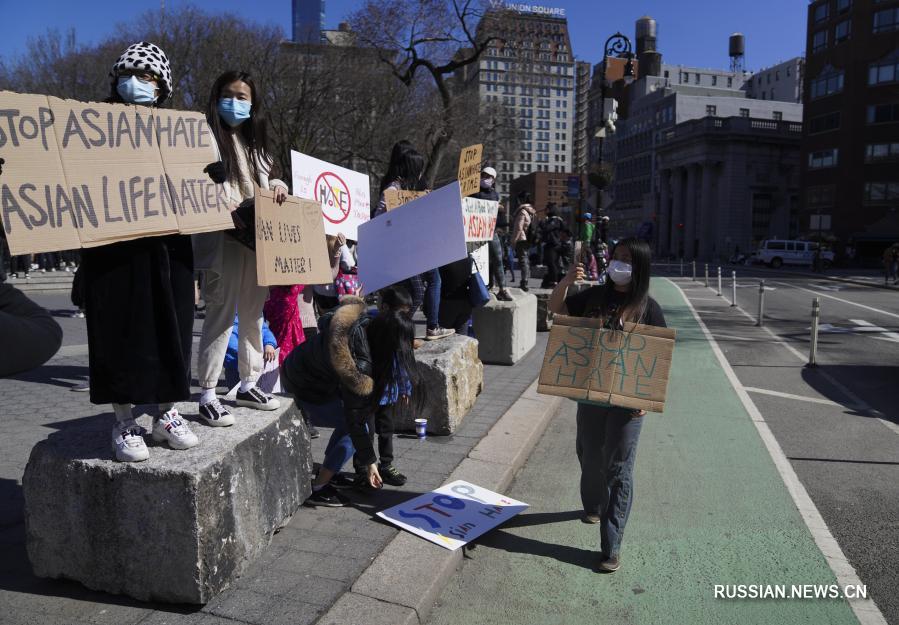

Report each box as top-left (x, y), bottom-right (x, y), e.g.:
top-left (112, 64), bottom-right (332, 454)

top-left (655, 116), bottom-right (803, 261)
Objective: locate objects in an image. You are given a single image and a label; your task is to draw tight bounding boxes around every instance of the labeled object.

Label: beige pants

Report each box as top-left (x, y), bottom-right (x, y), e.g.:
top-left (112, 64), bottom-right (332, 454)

top-left (197, 238), bottom-right (269, 388)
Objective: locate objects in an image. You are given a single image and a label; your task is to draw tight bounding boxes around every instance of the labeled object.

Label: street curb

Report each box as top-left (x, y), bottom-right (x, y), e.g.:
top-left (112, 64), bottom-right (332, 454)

top-left (313, 380), bottom-right (563, 625)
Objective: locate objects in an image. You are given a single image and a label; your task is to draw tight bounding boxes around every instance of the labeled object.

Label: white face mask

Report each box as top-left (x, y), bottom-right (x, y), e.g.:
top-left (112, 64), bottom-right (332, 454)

top-left (607, 260), bottom-right (633, 285)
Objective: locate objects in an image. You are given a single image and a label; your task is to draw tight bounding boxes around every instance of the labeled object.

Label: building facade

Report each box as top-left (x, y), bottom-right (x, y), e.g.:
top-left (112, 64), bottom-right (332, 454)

top-left (509, 171), bottom-right (587, 222)
top-left (801, 0), bottom-right (899, 261)
top-left (744, 57), bottom-right (805, 103)
top-left (292, 0), bottom-right (325, 44)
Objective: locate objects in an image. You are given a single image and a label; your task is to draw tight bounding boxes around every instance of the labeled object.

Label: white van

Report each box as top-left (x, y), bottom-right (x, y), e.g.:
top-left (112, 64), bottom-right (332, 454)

top-left (753, 239), bottom-right (834, 269)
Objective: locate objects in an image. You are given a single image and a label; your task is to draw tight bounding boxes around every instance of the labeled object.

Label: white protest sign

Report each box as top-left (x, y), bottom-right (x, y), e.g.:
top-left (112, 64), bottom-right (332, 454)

top-left (290, 150), bottom-right (370, 240)
top-left (376, 480), bottom-right (528, 550)
top-left (356, 182), bottom-right (467, 294)
top-left (471, 243), bottom-right (489, 286)
top-left (462, 197), bottom-right (499, 242)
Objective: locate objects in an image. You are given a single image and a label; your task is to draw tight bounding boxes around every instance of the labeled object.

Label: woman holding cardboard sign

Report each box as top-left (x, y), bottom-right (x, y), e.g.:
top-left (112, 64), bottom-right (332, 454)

top-left (194, 70), bottom-right (289, 426)
top-left (549, 237), bottom-right (667, 573)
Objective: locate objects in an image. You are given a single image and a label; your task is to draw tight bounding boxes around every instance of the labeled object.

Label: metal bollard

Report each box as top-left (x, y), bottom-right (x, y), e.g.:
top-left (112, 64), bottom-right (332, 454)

top-left (731, 271), bottom-right (737, 307)
top-left (680, 258), bottom-right (684, 277)
top-left (756, 280), bottom-right (765, 326)
top-left (704, 264), bottom-right (709, 288)
top-left (717, 266), bottom-right (722, 296)
top-left (692, 260), bottom-right (696, 281)
top-left (808, 297), bottom-right (820, 367)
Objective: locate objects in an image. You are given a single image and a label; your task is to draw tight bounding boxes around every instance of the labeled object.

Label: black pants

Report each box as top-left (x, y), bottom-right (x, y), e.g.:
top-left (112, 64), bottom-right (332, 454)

top-left (542, 246), bottom-right (560, 286)
top-left (353, 405), bottom-right (395, 471)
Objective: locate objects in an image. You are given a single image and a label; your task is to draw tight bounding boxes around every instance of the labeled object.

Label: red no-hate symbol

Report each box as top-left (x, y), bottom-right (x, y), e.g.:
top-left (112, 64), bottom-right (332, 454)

top-left (314, 171), bottom-right (352, 224)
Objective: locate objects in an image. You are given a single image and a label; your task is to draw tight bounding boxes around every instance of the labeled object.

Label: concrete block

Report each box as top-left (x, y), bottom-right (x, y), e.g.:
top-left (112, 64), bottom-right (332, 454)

top-left (22, 399), bottom-right (313, 604)
top-left (471, 290), bottom-right (537, 365)
top-left (531, 287), bottom-right (554, 331)
top-left (319, 592), bottom-right (419, 625)
top-left (394, 335), bottom-right (483, 435)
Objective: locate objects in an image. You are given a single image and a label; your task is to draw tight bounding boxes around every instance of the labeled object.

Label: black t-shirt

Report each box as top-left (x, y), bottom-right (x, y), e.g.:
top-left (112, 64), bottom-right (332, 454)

top-left (565, 285), bottom-right (666, 328)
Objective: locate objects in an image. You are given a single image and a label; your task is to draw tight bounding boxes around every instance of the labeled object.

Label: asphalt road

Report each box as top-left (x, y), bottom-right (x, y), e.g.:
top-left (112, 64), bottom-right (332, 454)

top-left (662, 266), bottom-right (899, 624)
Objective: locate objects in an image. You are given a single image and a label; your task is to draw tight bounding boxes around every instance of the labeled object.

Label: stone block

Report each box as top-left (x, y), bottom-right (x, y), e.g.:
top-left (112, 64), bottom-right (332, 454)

top-left (394, 335), bottom-right (483, 435)
top-left (471, 290), bottom-right (537, 365)
top-left (531, 287), bottom-right (554, 331)
top-left (22, 399), bottom-right (313, 604)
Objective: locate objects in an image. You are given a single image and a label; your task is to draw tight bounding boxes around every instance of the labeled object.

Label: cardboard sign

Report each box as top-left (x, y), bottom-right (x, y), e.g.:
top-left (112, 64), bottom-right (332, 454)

top-left (254, 187), bottom-right (332, 286)
top-left (357, 182), bottom-right (467, 294)
top-left (0, 91), bottom-right (228, 255)
top-left (462, 197), bottom-right (498, 242)
top-left (376, 480), bottom-right (528, 550)
top-left (457, 143), bottom-right (482, 197)
top-left (471, 242), bottom-right (489, 286)
top-left (290, 150), bottom-right (370, 240)
top-left (383, 188), bottom-right (428, 211)
top-left (537, 315), bottom-right (677, 412)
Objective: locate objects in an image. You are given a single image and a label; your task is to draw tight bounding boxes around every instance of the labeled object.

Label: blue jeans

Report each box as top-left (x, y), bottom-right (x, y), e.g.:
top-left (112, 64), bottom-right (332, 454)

top-left (575, 402), bottom-right (644, 558)
top-left (421, 268), bottom-right (441, 329)
top-left (296, 398), bottom-right (355, 474)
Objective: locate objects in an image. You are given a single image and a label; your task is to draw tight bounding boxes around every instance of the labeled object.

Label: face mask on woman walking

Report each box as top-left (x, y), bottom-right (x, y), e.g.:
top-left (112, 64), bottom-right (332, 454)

top-left (607, 260), bottom-right (632, 286)
top-left (116, 76), bottom-right (158, 104)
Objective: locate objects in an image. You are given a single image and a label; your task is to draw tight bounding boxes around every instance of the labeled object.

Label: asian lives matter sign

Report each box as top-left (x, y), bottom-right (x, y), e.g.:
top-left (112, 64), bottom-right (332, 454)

top-left (290, 150), bottom-right (370, 241)
top-left (537, 315), bottom-right (677, 412)
top-left (0, 91), bottom-right (232, 255)
top-left (377, 480), bottom-right (528, 550)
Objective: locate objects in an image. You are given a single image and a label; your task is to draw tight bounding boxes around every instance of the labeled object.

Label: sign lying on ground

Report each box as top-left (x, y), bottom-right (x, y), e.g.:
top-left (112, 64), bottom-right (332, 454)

top-left (254, 187), bottom-right (332, 286)
top-left (383, 188), bottom-right (428, 212)
top-left (291, 150), bottom-right (370, 240)
top-left (377, 480), bottom-right (528, 550)
top-left (462, 197), bottom-right (498, 242)
top-left (0, 91), bottom-right (230, 255)
top-left (457, 143), bottom-right (483, 197)
top-left (357, 181), bottom-right (467, 294)
top-left (537, 315), bottom-right (677, 412)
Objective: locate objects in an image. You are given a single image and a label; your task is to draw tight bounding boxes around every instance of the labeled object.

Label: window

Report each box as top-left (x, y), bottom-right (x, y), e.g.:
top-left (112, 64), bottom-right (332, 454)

top-left (727, 77), bottom-right (733, 87)
top-left (810, 68), bottom-right (844, 99)
top-left (812, 30), bottom-right (828, 53)
top-left (814, 2), bottom-right (829, 24)
top-left (767, 73), bottom-right (771, 84)
top-left (706, 105), bottom-right (717, 116)
top-left (837, 0), bottom-right (851, 13)
top-left (807, 185), bottom-right (836, 207)
top-left (766, 241), bottom-right (786, 250)
top-left (808, 111), bottom-right (841, 133)
top-left (874, 8), bottom-right (899, 33)
top-left (808, 148), bottom-right (839, 169)
top-left (869, 54), bottom-right (899, 84)
top-left (835, 19), bottom-right (851, 42)
top-left (864, 182), bottom-right (899, 201)
top-left (776, 71), bottom-right (781, 81)
top-left (712, 75), bottom-right (718, 86)
top-left (695, 73), bottom-right (701, 84)
top-left (865, 142), bottom-right (899, 161)
top-left (773, 111), bottom-right (783, 120)
top-left (867, 102), bottom-right (899, 123)
top-left (740, 108), bottom-right (750, 117)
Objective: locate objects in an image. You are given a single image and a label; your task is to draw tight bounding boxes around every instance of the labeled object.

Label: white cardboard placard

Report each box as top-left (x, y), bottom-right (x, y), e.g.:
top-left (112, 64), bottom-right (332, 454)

top-left (290, 150), bottom-right (370, 240)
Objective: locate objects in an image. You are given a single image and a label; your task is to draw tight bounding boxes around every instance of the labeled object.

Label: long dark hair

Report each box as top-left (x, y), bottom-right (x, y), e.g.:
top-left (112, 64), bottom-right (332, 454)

top-left (379, 141), bottom-right (425, 193)
top-left (365, 310), bottom-right (421, 415)
top-left (206, 70), bottom-right (275, 185)
top-left (601, 237), bottom-right (652, 323)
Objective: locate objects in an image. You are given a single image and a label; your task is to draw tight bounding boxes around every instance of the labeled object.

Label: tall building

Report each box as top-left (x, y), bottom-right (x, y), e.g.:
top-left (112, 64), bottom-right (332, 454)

top-left (744, 57), bottom-right (805, 103)
top-left (474, 5), bottom-right (578, 199)
top-left (572, 60), bottom-right (592, 173)
top-left (801, 0), bottom-right (899, 261)
top-left (292, 0), bottom-right (325, 44)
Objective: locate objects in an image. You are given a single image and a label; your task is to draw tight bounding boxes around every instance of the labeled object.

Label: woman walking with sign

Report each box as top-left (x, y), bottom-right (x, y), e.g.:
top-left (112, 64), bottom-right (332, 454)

top-left (195, 70), bottom-right (289, 426)
top-left (548, 237), bottom-right (667, 573)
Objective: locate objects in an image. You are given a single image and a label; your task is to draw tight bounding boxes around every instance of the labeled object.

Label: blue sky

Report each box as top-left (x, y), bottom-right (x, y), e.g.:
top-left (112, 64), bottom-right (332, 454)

top-left (0, 0), bottom-right (807, 73)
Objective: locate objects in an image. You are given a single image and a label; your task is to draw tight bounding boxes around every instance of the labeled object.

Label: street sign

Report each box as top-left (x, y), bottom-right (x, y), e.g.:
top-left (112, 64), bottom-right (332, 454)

top-left (567, 175), bottom-right (580, 198)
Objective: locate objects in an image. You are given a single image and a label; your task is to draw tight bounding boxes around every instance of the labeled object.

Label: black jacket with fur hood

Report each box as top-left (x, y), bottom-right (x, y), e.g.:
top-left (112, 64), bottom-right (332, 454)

top-left (281, 296), bottom-right (379, 465)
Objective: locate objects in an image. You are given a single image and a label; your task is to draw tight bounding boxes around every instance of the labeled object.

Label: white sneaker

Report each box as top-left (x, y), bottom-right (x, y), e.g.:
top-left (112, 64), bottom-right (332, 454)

top-left (112, 421), bottom-right (149, 462)
top-left (198, 397), bottom-right (235, 427)
top-left (152, 409), bottom-right (199, 450)
top-left (235, 386), bottom-right (281, 411)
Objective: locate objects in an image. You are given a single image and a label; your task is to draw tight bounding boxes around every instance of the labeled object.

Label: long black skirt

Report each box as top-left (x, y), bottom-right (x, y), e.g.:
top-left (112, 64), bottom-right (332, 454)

top-left (82, 234), bottom-right (194, 406)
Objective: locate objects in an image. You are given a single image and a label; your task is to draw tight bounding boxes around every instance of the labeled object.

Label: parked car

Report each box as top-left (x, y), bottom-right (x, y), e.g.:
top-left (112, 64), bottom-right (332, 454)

top-left (752, 239), bottom-right (834, 269)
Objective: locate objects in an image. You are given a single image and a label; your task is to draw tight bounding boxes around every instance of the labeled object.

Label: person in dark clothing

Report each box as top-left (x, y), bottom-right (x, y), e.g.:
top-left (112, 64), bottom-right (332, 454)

top-left (438, 255), bottom-right (476, 335)
top-left (281, 296), bottom-right (420, 507)
top-left (0, 283), bottom-right (62, 377)
top-left (548, 237), bottom-right (667, 574)
top-left (474, 166), bottom-right (512, 302)
top-left (540, 206), bottom-right (565, 288)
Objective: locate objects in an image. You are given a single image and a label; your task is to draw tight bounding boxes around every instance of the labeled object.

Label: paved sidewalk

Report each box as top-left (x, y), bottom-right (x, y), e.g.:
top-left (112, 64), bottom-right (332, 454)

top-left (0, 297), bottom-right (547, 625)
top-left (427, 278), bottom-right (864, 625)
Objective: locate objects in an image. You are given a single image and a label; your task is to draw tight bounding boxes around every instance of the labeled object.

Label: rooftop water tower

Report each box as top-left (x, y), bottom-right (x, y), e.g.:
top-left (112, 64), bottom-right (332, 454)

top-left (729, 32), bottom-right (745, 73)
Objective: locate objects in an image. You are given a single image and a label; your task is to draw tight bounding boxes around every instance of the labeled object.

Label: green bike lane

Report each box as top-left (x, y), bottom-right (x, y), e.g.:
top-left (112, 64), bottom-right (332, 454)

top-left (427, 278), bottom-right (861, 625)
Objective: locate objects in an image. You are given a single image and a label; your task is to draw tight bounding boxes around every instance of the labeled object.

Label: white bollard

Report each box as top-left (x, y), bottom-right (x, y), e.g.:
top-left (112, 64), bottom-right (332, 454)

top-left (808, 297), bottom-right (820, 367)
top-left (731, 271), bottom-right (737, 307)
top-left (680, 258), bottom-right (684, 277)
top-left (692, 260), bottom-right (696, 281)
top-left (756, 280), bottom-right (765, 326)
top-left (717, 266), bottom-right (722, 296)
top-left (704, 264), bottom-right (709, 288)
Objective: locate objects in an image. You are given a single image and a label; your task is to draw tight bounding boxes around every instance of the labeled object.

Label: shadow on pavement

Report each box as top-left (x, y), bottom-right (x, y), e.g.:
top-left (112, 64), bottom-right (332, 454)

top-left (801, 364), bottom-right (898, 426)
top-left (500, 509), bottom-right (583, 528)
top-left (471, 527), bottom-right (595, 571)
top-left (8, 364), bottom-right (89, 390)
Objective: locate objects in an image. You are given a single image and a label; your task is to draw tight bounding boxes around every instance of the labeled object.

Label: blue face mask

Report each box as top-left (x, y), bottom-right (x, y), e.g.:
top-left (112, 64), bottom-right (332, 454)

top-left (218, 98), bottom-right (252, 127)
top-left (117, 76), bottom-right (157, 104)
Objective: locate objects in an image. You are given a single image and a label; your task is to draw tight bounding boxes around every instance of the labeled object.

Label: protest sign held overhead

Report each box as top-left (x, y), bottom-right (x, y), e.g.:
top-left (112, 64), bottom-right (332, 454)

top-left (462, 197), bottom-right (498, 242)
top-left (0, 91), bottom-right (230, 255)
top-left (377, 480), bottom-right (528, 551)
top-left (254, 187), bottom-right (332, 287)
top-left (290, 150), bottom-right (370, 240)
top-left (457, 143), bottom-right (482, 197)
top-left (383, 188), bottom-right (428, 212)
top-left (357, 182), bottom-right (467, 294)
top-left (537, 315), bottom-right (676, 412)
